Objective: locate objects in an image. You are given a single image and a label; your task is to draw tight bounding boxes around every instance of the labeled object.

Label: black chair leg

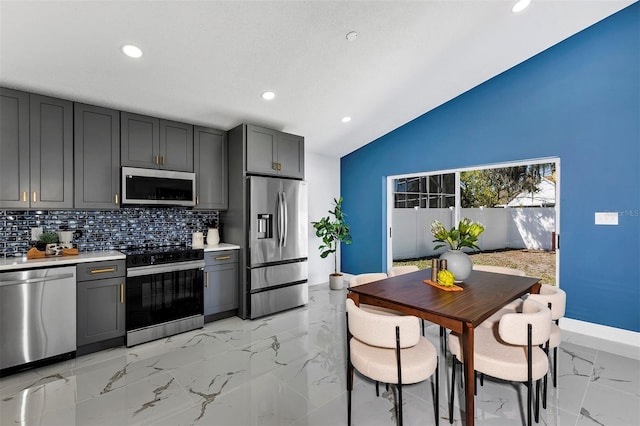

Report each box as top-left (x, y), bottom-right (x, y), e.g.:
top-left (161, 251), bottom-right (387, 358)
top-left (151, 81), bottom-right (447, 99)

top-left (474, 371), bottom-right (478, 396)
top-left (434, 357), bottom-right (440, 426)
top-left (535, 379), bottom-right (540, 423)
top-left (421, 319), bottom-right (425, 336)
top-left (348, 387), bottom-right (352, 426)
top-left (527, 377), bottom-right (532, 426)
top-left (376, 381), bottom-right (379, 397)
top-left (398, 384), bottom-right (403, 426)
top-left (449, 357), bottom-right (456, 424)
top-left (543, 372), bottom-right (548, 410)
top-left (553, 347), bottom-right (558, 387)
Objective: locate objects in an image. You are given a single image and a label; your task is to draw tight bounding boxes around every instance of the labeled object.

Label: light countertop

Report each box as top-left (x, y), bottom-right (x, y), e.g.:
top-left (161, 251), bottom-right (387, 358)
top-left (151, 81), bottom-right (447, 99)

top-left (202, 243), bottom-right (240, 252)
top-left (1, 244), bottom-right (240, 272)
top-left (0, 250), bottom-right (126, 272)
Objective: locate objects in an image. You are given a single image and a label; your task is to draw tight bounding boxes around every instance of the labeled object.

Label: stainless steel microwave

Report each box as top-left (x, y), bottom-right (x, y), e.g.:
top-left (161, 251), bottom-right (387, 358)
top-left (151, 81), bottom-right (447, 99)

top-left (121, 167), bottom-right (196, 206)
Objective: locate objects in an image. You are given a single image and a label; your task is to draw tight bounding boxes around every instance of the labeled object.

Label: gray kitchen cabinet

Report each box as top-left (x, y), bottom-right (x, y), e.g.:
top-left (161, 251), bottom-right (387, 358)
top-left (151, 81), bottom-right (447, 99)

top-left (204, 250), bottom-right (239, 320)
top-left (0, 88), bottom-right (29, 208)
top-left (194, 126), bottom-right (227, 210)
top-left (246, 124), bottom-right (304, 179)
top-left (74, 103), bottom-right (120, 209)
top-left (121, 112), bottom-right (194, 172)
top-left (77, 260), bottom-right (126, 354)
top-left (0, 90), bottom-right (73, 208)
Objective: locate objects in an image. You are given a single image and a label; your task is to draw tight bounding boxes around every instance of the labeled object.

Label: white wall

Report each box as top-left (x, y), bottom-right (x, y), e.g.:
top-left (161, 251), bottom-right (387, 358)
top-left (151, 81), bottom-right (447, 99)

top-left (305, 151), bottom-right (341, 286)
top-left (392, 207), bottom-right (555, 260)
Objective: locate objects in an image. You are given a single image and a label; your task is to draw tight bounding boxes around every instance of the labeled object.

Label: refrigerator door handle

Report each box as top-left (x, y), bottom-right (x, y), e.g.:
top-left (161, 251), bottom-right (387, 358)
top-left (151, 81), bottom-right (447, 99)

top-left (282, 191), bottom-right (288, 247)
top-left (277, 191), bottom-right (285, 247)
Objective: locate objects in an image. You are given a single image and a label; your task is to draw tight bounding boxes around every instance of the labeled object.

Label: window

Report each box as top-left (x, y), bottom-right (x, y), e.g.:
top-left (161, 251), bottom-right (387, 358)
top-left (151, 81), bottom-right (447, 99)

top-left (393, 173), bottom-right (455, 208)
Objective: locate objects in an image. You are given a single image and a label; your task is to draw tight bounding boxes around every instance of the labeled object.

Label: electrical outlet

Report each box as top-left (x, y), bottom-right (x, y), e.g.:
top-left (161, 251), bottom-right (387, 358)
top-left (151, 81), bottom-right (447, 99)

top-left (31, 227), bottom-right (43, 240)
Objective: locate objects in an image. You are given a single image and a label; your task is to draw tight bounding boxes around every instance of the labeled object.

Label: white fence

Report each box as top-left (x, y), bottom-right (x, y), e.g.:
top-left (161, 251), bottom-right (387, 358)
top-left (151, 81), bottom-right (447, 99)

top-left (392, 207), bottom-right (555, 260)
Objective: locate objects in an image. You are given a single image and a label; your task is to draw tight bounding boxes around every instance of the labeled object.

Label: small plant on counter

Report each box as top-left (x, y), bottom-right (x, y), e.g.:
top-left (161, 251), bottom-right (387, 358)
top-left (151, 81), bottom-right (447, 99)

top-left (38, 231), bottom-right (59, 244)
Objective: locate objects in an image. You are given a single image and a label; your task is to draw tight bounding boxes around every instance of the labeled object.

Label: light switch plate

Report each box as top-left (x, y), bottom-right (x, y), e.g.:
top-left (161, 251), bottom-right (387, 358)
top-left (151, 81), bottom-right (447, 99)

top-left (595, 212), bottom-right (619, 225)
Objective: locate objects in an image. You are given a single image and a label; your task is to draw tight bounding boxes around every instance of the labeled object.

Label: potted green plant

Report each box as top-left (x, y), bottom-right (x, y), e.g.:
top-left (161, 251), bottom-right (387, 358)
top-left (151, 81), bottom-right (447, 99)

top-left (430, 218), bottom-right (484, 282)
top-left (38, 231), bottom-right (60, 255)
top-left (312, 197), bottom-right (352, 290)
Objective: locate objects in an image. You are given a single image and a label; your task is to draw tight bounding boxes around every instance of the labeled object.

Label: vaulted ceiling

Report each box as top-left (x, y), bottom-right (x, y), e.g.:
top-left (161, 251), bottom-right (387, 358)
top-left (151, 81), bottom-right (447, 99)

top-left (1, 1), bottom-right (634, 157)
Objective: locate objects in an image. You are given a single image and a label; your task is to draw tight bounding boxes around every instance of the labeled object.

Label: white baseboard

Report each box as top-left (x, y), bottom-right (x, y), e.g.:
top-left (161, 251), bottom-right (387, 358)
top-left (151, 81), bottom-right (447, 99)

top-left (560, 317), bottom-right (640, 359)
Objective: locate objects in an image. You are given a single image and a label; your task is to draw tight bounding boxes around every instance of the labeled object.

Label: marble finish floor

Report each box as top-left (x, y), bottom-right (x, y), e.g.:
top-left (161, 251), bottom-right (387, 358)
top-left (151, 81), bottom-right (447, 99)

top-left (1, 285), bottom-right (639, 426)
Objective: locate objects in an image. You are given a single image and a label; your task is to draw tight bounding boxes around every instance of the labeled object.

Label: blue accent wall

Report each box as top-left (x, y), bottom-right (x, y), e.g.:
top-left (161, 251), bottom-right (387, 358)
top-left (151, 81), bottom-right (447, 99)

top-left (340, 4), bottom-right (640, 332)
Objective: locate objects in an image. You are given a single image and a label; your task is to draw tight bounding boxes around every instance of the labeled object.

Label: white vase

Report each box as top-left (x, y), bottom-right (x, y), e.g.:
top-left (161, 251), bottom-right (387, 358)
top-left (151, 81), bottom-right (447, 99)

top-left (329, 273), bottom-right (344, 290)
top-left (439, 249), bottom-right (473, 282)
top-left (206, 228), bottom-right (220, 246)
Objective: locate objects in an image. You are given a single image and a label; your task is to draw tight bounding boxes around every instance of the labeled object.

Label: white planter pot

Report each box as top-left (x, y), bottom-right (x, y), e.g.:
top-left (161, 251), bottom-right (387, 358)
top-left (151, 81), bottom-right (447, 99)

top-left (439, 250), bottom-right (473, 282)
top-left (329, 274), bottom-right (344, 290)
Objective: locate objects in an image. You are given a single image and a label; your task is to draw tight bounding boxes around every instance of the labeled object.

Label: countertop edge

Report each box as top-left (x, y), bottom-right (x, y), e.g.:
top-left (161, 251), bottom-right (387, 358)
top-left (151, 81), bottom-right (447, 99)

top-left (0, 251), bottom-right (126, 271)
top-left (202, 243), bottom-right (241, 252)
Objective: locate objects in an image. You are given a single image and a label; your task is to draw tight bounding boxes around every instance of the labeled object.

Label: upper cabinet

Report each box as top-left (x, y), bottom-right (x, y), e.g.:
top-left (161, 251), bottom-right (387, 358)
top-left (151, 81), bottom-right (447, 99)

top-left (246, 124), bottom-right (304, 179)
top-left (74, 103), bottom-right (120, 209)
top-left (194, 126), bottom-right (228, 210)
top-left (0, 89), bottom-right (73, 209)
top-left (121, 112), bottom-right (193, 172)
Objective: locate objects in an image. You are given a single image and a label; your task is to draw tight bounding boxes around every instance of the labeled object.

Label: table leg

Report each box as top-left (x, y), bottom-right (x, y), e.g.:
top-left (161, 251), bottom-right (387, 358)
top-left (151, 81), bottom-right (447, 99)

top-left (463, 322), bottom-right (475, 426)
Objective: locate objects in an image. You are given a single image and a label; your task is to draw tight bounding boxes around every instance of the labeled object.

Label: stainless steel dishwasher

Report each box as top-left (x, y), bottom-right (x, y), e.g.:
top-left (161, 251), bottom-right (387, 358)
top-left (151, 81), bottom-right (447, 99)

top-left (0, 266), bottom-right (76, 373)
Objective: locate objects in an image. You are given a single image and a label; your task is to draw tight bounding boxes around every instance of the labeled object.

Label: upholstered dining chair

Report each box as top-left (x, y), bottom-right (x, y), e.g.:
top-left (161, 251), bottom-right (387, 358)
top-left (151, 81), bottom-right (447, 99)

top-left (386, 266), bottom-right (430, 337)
top-left (527, 285), bottom-right (566, 390)
top-left (474, 265), bottom-right (528, 328)
top-left (448, 299), bottom-right (551, 426)
top-left (387, 265), bottom-right (419, 277)
top-left (346, 298), bottom-right (439, 426)
top-left (348, 273), bottom-right (401, 316)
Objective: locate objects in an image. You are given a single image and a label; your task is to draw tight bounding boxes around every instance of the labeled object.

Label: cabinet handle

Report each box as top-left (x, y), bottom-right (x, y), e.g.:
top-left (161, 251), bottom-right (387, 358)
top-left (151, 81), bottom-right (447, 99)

top-left (214, 256), bottom-right (231, 261)
top-left (32, 191), bottom-right (37, 203)
top-left (205, 271), bottom-right (209, 288)
top-left (120, 284), bottom-right (124, 304)
top-left (161, 156), bottom-right (165, 166)
top-left (196, 195), bottom-right (199, 205)
top-left (114, 193), bottom-right (119, 204)
top-left (90, 267), bottom-right (116, 274)
top-left (277, 163), bottom-right (282, 171)
top-left (273, 162), bottom-right (278, 171)
top-left (22, 191), bottom-right (27, 203)
top-left (155, 155), bottom-right (159, 165)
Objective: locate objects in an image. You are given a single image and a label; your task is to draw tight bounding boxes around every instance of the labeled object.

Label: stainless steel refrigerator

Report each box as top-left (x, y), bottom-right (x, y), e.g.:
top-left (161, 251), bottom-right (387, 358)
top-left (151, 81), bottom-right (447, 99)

top-left (246, 176), bottom-right (308, 318)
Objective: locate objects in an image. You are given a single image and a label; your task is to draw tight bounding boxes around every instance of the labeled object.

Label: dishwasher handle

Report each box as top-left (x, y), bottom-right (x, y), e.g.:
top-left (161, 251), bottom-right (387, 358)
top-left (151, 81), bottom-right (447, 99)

top-left (0, 273), bottom-right (75, 287)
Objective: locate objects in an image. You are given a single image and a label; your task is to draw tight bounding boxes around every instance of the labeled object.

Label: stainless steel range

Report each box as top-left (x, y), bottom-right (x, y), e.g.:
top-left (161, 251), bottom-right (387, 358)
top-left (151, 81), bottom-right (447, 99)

top-left (124, 245), bottom-right (204, 347)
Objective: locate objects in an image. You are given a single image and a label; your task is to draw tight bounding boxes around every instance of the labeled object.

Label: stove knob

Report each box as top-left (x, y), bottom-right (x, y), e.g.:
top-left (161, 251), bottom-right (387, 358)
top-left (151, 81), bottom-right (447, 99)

top-left (143, 255), bottom-right (151, 265)
top-left (131, 257), bottom-right (140, 265)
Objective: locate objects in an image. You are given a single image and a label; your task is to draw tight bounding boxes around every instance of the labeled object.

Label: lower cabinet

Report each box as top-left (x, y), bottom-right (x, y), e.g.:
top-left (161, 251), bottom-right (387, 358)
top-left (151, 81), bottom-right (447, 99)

top-left (77, 260), bottom-right (126, 354)
top-left (204, 250), bottom-right (239, 321)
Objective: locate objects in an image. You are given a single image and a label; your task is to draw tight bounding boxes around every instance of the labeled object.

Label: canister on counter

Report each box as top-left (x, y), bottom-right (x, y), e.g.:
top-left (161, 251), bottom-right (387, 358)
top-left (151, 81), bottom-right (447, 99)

top-left (431, 258), bottom-right (439, 281)
top-left (439, 259), bottom-right (448, 271)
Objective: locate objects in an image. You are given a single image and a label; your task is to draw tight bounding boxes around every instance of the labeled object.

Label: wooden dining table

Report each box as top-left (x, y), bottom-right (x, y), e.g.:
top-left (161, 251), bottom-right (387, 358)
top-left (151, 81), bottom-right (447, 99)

top-left (347, 268), bottom-right (541, 426)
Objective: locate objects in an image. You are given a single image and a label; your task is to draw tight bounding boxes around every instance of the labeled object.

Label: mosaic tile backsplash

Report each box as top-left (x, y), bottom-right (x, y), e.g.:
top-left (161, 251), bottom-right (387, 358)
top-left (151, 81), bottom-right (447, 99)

top-left (0, 207), bottom-right (219, 257)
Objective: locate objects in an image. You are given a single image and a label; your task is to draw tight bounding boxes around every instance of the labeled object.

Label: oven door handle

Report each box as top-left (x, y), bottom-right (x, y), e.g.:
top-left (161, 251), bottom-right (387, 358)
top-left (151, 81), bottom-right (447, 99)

top-left (126, 260), bottom-right (205, 277)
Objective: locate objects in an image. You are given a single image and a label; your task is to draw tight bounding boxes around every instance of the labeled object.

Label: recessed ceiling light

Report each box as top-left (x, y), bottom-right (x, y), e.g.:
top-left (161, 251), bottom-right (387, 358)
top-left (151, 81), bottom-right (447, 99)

top-left (121, 44), bottom-right (142, 58)
top-left (512, 0), bottom-right (531, 13)
top-left (341, 116), bottom-right (351, 123)
top-left (261, 91), bottom-right (275, 100)
top-left (345, 31), bottom-right (359, 42)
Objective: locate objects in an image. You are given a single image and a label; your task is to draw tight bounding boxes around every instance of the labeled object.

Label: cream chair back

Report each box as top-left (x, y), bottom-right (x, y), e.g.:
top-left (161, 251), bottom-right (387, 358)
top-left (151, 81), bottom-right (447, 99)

top-left (387, 265), bottom-right (419, 277)
top-left (527, 284), bottom-right (566, 320)
top-left (498, 299), bottom-right (551, 346)
top-left (473, 264), bottom-right (526, 276)
top-left (346, 298), bottom-right (420, 349)
top-left (349, 273), bottom-right (388, 287)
